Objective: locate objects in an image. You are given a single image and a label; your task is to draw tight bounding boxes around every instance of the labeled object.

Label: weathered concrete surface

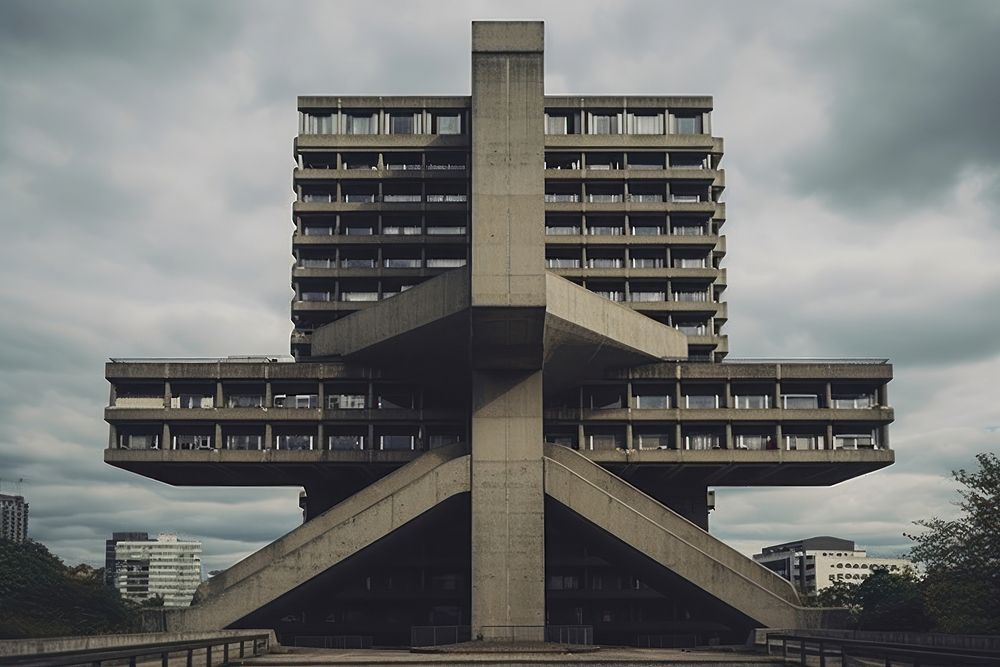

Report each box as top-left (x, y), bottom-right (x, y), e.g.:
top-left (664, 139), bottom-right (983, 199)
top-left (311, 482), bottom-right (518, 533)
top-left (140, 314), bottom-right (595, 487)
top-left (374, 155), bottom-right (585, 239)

top-left (310, 268), bottom-right (469, 360)
top-left (160, 447), bottom-right (470, 632)
top-left (470, 371), bottom-right (546, 634)
top-left (470, 20), bottom-right (546, 309)
top-left (543, 445), bottom-right (838, 629)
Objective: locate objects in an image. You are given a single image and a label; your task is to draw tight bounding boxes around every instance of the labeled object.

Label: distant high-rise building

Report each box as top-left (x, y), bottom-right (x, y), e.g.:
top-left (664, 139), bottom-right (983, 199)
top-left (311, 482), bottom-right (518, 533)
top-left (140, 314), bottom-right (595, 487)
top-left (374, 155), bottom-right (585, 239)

top-left (754, 537), bottom-right (913, 594)
top-left (108, 533), bottom-right (202, 607)
top-left (0, 494), bottom-right (29, 543)
top-left (102, 21), bottom-right (896, 647)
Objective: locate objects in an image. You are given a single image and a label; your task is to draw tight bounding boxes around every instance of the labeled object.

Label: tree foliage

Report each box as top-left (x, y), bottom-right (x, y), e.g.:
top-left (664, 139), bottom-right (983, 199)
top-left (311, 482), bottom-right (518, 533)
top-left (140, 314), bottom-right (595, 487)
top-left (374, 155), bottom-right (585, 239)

top-left (0, 539), bottom-right (140, 639)
top-left (906, 452), bottom-right (1000, 634)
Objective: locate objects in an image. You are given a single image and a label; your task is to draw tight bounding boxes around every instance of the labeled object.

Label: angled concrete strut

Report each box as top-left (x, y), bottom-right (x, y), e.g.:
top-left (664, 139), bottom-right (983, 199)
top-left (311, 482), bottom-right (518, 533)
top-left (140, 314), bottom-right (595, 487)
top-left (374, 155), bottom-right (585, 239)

top-left (543, 444), bottom-right (837, 629)
top-left (160, 446), bottom-right (470, 632)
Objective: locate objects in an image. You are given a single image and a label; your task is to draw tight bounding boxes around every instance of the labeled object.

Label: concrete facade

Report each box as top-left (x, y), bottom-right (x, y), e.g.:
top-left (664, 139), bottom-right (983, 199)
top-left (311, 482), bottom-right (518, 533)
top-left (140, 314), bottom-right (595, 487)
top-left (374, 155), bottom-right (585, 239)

top-left (102, 21), bottom-right (896, 647)
top-left (109, 533), bottom-right (202, 607)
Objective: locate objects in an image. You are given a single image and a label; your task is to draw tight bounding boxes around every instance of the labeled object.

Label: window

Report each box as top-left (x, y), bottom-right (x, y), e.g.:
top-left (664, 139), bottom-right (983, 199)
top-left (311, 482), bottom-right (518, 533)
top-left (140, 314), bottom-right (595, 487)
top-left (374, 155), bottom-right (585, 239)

top-left (635, 431), bottom-right (671, 450)
top-left (276, 434), bottom-right (313, 450)
top-left (388, 113), bottom-right (418, 135)
top-left (685, 393), bottom-right (719, 409)
top-left (545, 112), bottom-right (577, 135)
top-left (300, 112), bottom-right (336, 135)
top-left (227, 435), bottom-right (261, 450)
top-left (273, 393), bottom-right (319, 409)
top-left (345, 113), bottom-right (375, 135)
top-left (834, 433), bottom-right (877, 450)
top-left (227, 394), bottom-right (263, 408)
top-left (328, 393), bottom-right (366, 409)
top-left (589, 113), bottom-right (620, 135)
top-left (686, 432), bottom-right (721, 450)
top-left (329, 434), bottom-right (365, 450)
top-left (674, 113), bottom-right (703, 134)
top-left (782, 394), bottom-right (820, 409)
top-left (735, 394), bottom-right (770, 409)
top-left (434, 113), bottom-right (462, 135)
top-left (627, 112), bottom-right (664, 135)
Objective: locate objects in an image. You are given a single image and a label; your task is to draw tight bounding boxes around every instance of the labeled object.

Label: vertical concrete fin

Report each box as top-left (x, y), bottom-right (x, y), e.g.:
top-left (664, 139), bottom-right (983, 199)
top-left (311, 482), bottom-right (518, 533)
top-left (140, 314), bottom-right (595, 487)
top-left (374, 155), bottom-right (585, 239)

top-left (470, 21), bottom-right (546, 308)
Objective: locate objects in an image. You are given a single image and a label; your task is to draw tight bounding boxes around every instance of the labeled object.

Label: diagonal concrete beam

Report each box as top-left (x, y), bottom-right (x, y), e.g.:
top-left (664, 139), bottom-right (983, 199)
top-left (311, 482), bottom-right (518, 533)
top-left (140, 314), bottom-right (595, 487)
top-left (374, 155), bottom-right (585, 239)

top-left (543, 444), bottom-right (846, 629)
top-left (158, 446), bottom-right (471, 632)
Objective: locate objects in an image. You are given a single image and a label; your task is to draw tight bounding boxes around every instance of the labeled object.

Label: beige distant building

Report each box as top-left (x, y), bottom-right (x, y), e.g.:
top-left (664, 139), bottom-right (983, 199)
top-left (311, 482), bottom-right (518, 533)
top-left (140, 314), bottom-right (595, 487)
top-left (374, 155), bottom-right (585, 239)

top-left (754, 537), bottom-right (914, 594)
top-left (103, 21), bottom-right (895, 647)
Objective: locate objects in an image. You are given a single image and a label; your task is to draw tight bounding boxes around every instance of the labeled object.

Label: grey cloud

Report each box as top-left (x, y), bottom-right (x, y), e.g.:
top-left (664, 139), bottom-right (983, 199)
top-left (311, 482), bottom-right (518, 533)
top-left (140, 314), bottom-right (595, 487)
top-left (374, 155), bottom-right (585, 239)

top-left (787, 0), bottom-right (1000, 214)
top-left (0, 0), bottom-right (996, 576)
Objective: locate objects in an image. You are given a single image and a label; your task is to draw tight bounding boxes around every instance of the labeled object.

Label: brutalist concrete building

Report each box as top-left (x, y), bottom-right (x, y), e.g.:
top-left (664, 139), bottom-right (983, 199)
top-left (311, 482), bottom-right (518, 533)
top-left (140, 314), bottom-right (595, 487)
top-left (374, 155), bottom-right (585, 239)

top-left (104, 22), bottom-right (895, 647)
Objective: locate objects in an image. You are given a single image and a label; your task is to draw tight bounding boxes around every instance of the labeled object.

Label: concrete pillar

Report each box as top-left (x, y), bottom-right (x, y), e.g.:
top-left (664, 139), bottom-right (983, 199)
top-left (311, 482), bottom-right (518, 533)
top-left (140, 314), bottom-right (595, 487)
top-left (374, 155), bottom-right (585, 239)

top-left (470, 21), bottom-right (546, 309)
top-left (162, 423), bottom-right (171, 451)
top-left (215, 423), bottom-right (223, 450)
top-left (469, 21), bottom-right (547, 636)
top-left (470, 369), bottom-right (545, 635)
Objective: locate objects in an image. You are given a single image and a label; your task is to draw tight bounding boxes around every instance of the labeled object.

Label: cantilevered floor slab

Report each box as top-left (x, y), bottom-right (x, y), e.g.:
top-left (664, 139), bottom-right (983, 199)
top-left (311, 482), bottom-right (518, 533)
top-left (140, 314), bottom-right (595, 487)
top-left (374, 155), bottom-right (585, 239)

top-left (309, 268), bottom-right (687, 379)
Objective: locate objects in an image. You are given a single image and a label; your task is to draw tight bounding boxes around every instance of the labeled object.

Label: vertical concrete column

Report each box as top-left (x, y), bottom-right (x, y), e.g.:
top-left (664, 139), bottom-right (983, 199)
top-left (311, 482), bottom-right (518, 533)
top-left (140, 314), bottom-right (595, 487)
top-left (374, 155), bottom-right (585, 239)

top-left (471, 369), bottom-right (545, 634)
top-left (162, 423), bottom-right (171, 451)
top-left (470, 21), bottom-right (546, 308)
top-left (215, 423), bottom-right (223, 450)
top-left (469, 21), bottom-right (547, 636)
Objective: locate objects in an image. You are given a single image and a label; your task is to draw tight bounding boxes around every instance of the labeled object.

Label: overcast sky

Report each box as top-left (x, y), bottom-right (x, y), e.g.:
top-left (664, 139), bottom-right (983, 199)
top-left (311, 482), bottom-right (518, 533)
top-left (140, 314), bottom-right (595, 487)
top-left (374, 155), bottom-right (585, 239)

top-left (1, 0), bottom-right (998, 574)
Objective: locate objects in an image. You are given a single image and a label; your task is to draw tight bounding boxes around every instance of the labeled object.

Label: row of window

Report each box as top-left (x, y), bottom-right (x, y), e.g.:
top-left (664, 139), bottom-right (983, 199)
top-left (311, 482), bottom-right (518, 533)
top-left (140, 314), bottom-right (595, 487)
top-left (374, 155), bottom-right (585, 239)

top-left (116, 431), bottom-right (463, 452)
top-left (116, 390), bottom-right (450, 411)
top-left (298, 150), bottom-right (713, 171)
top-left (545, 215), bottom-right (716, 236)
top-left (545, 251), bottom-right (716, 270)
top-left (300, 190), bottom-right (468, 204)
top-left (544, 110), bottom-right (707, 136)
top-left (299, 110), bottom-right (464, 136)
top-left (299, 151), bottom-right (467, 170)
top-left (300, 108), bottom-right (709, 136)
top-left (563, 386), bottom-right (880, 411)
top-left (297, 257), bottom-right (467, 270)
top-left (543, 183), bottom-right (713, 204)
top-left (545, 151), bottom-right (712, 171)
top-left (114, 428), bottom-right (879, 453)
top-left (545, 427), bottom-right (882, 452)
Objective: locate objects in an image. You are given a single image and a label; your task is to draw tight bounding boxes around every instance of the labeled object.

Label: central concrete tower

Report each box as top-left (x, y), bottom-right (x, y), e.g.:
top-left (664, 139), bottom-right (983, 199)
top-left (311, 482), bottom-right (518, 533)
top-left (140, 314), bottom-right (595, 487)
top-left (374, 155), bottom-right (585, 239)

top-left (469, 21), bottom-right (547, 634)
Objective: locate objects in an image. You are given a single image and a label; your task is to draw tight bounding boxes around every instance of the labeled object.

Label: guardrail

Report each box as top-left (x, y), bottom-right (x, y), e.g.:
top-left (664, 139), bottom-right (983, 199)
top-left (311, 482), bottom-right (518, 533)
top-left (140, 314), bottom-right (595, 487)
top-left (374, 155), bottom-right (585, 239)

top-left (722, 358), bottom-right (889, 365)
top-left (292, 634), bottom-right (372, 649)
top-left (109, 356), bottom-right (292, 363)
top-left (411, 625), bottom-right (471, 647)
top-left (481, 625), bottom-right (593, 645)
top-left (0, 632), bottom-right (271, 667)
top-left (765, 631), bottom-right (1000, 666)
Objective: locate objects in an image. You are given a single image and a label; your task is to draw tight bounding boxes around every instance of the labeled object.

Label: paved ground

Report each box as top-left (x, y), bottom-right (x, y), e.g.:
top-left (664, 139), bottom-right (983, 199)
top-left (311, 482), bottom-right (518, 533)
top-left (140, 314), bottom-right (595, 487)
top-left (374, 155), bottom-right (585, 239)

top-left (233, 645), bottom-right (787, 666)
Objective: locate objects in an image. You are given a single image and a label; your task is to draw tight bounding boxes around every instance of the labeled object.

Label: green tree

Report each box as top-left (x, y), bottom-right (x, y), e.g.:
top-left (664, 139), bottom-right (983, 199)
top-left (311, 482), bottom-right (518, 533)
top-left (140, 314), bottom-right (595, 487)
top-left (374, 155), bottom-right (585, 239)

top-left (0, 539), bottom-right (139, 639)
top-left (906, 452), bottom-right (1000, 634)
top-left (853, 567), bottom-right (930, 631)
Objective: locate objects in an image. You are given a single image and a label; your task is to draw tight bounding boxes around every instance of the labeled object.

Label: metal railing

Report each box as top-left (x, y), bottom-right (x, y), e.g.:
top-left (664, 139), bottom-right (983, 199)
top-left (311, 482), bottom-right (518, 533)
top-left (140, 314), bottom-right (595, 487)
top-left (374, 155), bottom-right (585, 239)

top-left (411, 625), bottom-right (471, 647)
top-left (0, 632), bottom-right (271, 667)
top-left (480, 625), bottom-right (593, 645)
top-left (722, 357), bottom-right (889, 365)
top-left (292, 635), bottom-right (372, 649)
top-left (109, 356), bottom-right (292, 364)
top-left (765, 631), bottom-right (1000, 667)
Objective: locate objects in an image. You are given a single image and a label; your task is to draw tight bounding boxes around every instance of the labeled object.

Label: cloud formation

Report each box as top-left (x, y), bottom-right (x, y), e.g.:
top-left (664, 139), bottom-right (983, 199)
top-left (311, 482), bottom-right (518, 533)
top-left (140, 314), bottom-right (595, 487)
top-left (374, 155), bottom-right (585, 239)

top-left (0, 0), bottom-right (997, 576)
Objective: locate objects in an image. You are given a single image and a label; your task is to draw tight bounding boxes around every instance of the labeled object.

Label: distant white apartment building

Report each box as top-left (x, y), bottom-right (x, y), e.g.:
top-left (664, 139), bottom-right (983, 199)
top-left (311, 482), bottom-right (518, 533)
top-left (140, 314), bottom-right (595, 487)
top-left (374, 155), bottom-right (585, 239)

top-left (753, 536), bottom-right (912, 594)
top-left (110, 532), bottom-right (202, 607)
top-left (0, 494), bottom-right (29, 543)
